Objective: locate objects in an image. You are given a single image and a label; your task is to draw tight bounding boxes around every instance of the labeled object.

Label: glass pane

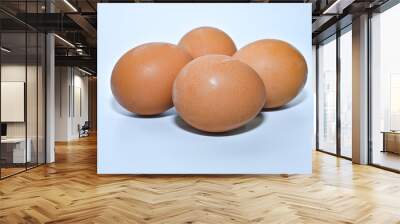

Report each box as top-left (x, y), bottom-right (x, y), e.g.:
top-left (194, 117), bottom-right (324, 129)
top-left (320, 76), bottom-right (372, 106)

top-left (27, 31), bottom-right (38, 169)
top-left (340, 30), bottom-right (352, 158)
top-left (25, 0), bottom-right (38, 169)
top-left (38, 33), bottom-right (45, 165)
top-left (318, 38), bottom-right (337, 154)
top-left (1, 31), bottom-right (27, 178)
top-left (0, 1), bottom-right (46, 178)
top-left (371, 4), bottom-right (400, 171)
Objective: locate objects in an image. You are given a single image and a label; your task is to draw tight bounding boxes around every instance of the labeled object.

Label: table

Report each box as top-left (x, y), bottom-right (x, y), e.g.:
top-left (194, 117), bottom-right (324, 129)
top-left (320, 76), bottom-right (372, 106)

top-left (381, 131), bottom-right (400, 154)
top-left (1, 138), bottom-right (31, 163)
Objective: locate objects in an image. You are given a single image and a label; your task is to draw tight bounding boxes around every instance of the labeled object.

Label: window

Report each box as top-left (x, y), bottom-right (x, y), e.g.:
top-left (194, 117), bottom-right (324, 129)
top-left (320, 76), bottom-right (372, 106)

top-left (371, 3), bottom-right (400, 171)
top-left (0, 1), bottom-right (47, 179)
top-left (339, 29), bottom-right (352, 158)
top-left (317, 25), bottom-right (353, 159)
top-left (317, 37), bottom-right (337, 154)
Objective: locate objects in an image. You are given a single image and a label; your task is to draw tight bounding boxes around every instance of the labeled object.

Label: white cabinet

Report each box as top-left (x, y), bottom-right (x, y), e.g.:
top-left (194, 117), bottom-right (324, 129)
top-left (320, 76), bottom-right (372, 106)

top-left (1, 138), bottom-right (32, 163)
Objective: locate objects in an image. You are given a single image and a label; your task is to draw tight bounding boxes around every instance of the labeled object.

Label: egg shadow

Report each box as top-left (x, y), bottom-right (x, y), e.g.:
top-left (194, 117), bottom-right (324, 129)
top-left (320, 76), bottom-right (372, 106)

top-left (262, 91), bottom-right (308, 112)
top-left (174, 113), bottom-right (266, 137)
top-left (110, 98), bottom-right (176, 118)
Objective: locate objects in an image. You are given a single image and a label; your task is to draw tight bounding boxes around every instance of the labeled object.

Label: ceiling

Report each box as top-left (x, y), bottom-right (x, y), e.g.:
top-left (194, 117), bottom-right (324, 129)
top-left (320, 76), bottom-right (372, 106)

top-left (0, 0), bottom-right (392, 74)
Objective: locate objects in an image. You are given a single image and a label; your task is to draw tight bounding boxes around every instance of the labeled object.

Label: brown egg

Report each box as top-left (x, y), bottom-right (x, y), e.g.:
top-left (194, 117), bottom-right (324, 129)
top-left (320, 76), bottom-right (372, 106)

top-left (233, 39), bottom-right (308, 109)
top-left (111, 42), bottom-right (192, 115)
top-left (173, 55), bottom-right (265, 132)
top-left (178, 26), bottom-right (237, 58)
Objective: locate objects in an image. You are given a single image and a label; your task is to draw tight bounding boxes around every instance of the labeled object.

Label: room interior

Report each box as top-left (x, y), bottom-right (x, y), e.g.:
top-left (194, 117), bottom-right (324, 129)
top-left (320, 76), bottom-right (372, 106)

top-left (370, 5), bottom-right (400, 170)
top-left (0, 31), bottom-right (46, 178)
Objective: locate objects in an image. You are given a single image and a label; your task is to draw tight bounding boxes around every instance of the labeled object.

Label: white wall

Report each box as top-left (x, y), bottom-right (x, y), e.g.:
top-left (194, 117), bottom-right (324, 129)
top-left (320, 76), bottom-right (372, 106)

top-left (1, 65), bottom-right (26, 138)
top-left (1, 65), bottom-right (41, 138)
top-left (72, 73), bottom-right (89, 137)
top-left (55, 67), bottom-right (89, 141)
top-left (55, 66), bottom-right (69, 141)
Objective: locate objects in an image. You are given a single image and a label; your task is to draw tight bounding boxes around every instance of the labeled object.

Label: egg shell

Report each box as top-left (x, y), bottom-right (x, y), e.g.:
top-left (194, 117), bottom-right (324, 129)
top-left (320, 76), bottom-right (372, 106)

top-left (233, 39), bottom-right (308, 109)
top-left (111, 42), bottom-right (192, 115)
top-left (178, 26), bottom-right (237, 58)
top-left (173, 55), bottom-right (266, 132)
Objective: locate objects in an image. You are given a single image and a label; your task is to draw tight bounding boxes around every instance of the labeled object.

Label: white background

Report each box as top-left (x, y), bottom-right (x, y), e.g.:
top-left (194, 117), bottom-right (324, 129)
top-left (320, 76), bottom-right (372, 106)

top-left (98, 3), bottom-right (313, 174)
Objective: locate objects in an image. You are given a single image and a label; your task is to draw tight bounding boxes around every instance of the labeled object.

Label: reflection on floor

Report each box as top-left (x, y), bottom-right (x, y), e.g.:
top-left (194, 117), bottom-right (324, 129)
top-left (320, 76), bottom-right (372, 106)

top-left (0, 162), bottom-right (42, 178)
top-left (0, 167), bottom-right (25, 178)
top-left (373, 150), bottom-right (400, 171)
top-left (341, 147), bottom-right (352, 158)
top-left (0, 135), bottom-right (400, 223)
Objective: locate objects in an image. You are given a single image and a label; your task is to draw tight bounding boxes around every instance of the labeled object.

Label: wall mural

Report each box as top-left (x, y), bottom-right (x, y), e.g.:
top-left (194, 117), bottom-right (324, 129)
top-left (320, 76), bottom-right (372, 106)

top-left (98, 3), bottom-right (313, 174)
